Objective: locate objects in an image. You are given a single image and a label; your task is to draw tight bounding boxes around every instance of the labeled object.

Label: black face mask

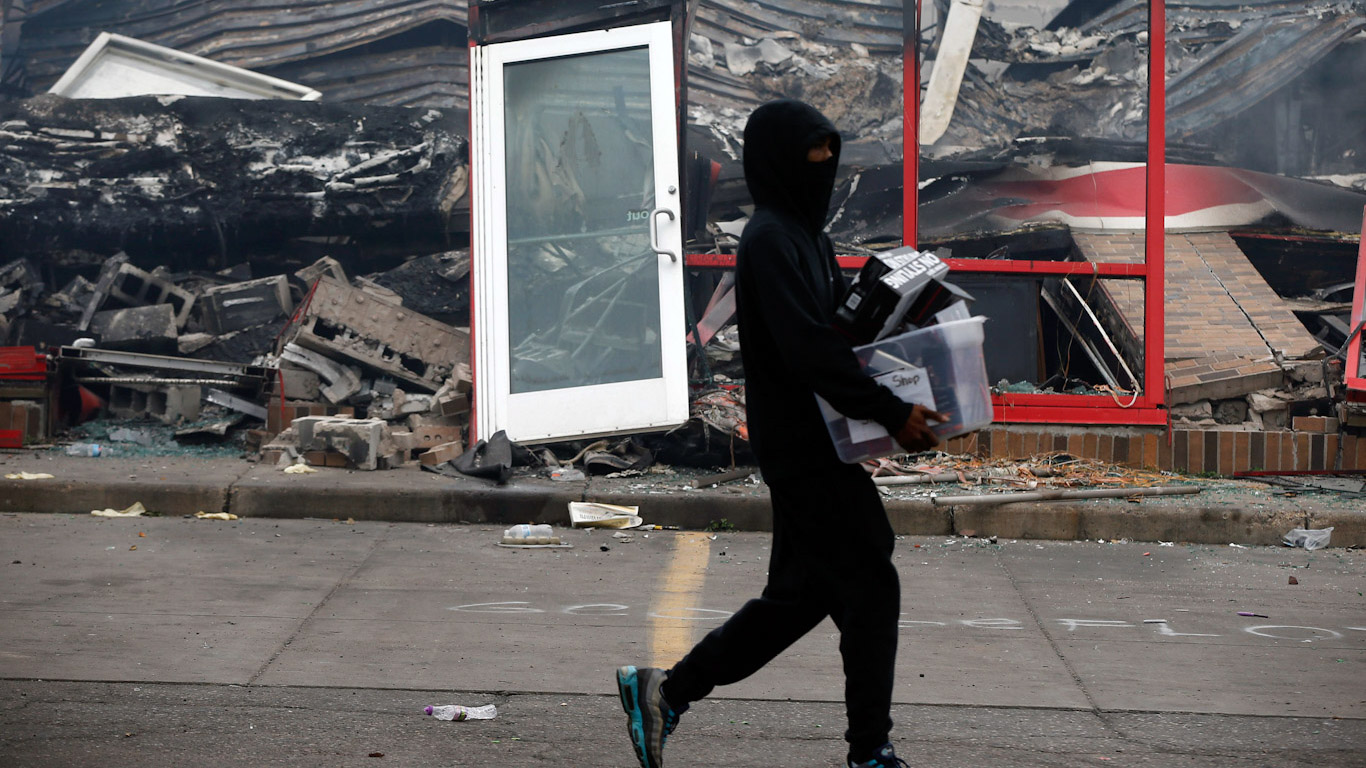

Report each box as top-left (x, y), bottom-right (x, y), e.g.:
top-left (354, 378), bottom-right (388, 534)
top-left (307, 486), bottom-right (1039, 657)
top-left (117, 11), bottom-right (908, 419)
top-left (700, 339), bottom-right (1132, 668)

top-left (742, 99), bottom-right (843, 236)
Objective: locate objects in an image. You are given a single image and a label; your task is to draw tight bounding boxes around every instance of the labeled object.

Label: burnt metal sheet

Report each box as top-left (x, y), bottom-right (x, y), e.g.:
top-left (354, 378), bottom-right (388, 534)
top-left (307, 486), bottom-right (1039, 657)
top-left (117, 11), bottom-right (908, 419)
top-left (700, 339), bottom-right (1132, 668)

top-left (261, 43), bottom-right (469, 108)
top-left (1167, 12), bottom-right (1366, 139)
top-left (693, 0), bottom-right (902, 54)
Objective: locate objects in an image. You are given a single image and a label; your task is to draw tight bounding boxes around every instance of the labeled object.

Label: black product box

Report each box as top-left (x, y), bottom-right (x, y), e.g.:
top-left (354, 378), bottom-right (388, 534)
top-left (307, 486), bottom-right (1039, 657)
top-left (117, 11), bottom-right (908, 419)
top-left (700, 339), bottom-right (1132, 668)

top-left (834, 247), bottom-right (950, 344)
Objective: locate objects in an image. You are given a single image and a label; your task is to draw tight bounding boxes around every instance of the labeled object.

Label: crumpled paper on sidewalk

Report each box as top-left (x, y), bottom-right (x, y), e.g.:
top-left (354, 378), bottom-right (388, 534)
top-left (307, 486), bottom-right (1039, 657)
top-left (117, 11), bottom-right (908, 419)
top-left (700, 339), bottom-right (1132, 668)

top-left (5, 472), bottom-right (54, 480)
top-left (195, 511), bottom-right (239, 521)
top-left (569, 502), bottom-right (642, 529)
top-left (91, 502), bottom-right (147, 517)
top-left (283, 463), bottom-right (317, 474)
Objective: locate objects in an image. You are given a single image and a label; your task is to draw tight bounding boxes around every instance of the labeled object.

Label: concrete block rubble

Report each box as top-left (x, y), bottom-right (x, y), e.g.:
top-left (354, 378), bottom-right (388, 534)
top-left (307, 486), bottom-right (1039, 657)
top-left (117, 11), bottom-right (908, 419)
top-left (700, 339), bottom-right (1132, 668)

top-left (0, 245), bottom-right (478, 470)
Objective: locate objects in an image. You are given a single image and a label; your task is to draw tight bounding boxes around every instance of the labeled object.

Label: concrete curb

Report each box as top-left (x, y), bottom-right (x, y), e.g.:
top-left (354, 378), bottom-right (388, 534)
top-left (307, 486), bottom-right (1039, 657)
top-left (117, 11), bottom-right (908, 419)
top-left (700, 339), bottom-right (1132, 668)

top-left (1, 456), bottom-right (1362, 546)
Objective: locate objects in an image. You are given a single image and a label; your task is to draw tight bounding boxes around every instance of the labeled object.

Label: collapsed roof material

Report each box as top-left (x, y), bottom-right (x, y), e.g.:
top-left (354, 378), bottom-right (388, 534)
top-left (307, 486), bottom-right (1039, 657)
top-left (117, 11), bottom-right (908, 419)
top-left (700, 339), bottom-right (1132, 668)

top-left (48, 32), bottom-right (321, 100)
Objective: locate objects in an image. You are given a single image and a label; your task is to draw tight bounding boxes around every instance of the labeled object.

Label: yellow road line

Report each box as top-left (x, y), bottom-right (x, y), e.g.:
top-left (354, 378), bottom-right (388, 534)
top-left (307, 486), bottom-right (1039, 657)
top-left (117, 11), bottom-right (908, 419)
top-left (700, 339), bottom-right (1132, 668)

top-left (649, 531), bottom-right (712, 667)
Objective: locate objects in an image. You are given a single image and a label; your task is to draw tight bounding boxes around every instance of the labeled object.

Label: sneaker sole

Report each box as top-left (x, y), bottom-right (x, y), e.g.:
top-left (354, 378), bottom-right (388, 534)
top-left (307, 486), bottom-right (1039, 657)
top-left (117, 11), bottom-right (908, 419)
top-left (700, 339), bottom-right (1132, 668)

top-left (617, 666), bottom-right (652, 768)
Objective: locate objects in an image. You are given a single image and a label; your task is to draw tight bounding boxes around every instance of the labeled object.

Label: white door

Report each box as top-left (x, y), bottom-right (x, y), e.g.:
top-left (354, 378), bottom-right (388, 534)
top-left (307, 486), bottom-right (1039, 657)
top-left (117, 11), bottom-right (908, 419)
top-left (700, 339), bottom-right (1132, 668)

top-left (471, 22), bottom-right (687, 444)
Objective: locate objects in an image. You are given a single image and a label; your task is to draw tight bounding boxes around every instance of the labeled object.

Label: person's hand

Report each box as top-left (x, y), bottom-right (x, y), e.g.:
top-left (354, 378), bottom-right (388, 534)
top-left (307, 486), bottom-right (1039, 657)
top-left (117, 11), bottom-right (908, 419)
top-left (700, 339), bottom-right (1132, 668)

top-left (893, 404), bottom-right (948, 454)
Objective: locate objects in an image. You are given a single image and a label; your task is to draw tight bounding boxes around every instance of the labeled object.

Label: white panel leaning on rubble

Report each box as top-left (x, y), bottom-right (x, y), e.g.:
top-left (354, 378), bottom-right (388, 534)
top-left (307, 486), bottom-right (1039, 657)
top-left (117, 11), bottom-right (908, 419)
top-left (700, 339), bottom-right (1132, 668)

top-left (49, 32), bottom-right (322, 101)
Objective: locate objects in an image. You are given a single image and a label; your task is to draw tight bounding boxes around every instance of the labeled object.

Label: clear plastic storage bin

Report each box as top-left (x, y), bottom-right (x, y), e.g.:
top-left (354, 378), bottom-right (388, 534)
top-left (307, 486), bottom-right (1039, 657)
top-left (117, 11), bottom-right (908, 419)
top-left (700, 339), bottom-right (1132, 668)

top-left (817, 316), bottom-right (992, 463)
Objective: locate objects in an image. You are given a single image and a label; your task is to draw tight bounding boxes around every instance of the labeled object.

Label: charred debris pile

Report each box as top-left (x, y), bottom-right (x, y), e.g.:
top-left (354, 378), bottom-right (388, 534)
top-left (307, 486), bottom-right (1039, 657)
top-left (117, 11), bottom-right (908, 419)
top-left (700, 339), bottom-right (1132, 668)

top-left (0, 93), bottom-right (747, 472)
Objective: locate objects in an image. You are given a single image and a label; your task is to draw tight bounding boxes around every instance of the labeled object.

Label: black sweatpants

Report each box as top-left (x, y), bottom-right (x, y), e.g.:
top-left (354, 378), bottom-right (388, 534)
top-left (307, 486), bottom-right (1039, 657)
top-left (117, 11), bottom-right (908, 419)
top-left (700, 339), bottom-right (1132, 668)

top-left (663, 460), bottom-right (901, 757)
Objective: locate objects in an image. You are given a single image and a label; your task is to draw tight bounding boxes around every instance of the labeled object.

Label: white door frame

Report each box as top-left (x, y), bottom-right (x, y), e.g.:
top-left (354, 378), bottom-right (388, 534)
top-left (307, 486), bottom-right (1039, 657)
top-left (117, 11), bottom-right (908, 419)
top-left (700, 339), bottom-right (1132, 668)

top-left (470, 21), bottom-right (687, 444)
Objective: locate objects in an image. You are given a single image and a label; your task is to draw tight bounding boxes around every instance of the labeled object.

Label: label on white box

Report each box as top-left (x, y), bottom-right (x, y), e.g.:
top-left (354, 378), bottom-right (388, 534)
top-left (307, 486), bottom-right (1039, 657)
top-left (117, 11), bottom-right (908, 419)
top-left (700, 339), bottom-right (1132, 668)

top-left (846, 365), bottom-right (936, 443)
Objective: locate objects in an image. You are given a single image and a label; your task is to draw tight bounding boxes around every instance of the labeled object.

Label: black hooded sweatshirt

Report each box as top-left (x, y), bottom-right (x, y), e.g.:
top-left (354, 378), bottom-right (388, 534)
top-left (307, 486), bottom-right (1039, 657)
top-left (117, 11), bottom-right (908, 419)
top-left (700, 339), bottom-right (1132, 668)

top-left (736, 99), bottom-right (916, 481)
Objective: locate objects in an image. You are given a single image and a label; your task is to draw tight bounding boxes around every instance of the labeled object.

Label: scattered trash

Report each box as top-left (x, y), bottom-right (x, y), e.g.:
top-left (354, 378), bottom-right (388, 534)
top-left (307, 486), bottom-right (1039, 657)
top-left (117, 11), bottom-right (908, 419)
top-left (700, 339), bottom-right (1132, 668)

top-left (424, 704), bottom-right (497, 721)
top-left (498, 524), bottom-right (565, 548)
top-left (283, 463), bottom-right (317, 474)
top-left (549, 467), bottom-right (585, 482)
top-left (568, 502), bottom-right (642, 529)
top-left (4, 472), bottom-right (54, 480)
top-left (91, 502), bottom-right (146, 517)
top-left (449, 430), bottom-right (517, 485)
top-left (65, 443), bottom-right (103, 457)
top-left (1143, 619), bottom-right (1166, 624)
top-left (1289, 576), bottom-right (1299, 585)
top-left (1229, 543), bottom-right (1248, 549)
top-left (194, 511), bottom-right (239, 521)
top-left (1237, 611), bottom-right (1270, 618)
top-left (687, 467), bottom-right (753, 489)
top-left (1283, 527), bottom-right (1333, 551)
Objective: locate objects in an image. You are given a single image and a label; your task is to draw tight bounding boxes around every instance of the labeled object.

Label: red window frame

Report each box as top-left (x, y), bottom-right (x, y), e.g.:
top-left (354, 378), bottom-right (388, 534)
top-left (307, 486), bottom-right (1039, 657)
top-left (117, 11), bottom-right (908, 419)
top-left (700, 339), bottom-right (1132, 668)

top-left (904, 0), bottom-right (1168, 426)
top-left (687, 3), bottom-right (1168, 427)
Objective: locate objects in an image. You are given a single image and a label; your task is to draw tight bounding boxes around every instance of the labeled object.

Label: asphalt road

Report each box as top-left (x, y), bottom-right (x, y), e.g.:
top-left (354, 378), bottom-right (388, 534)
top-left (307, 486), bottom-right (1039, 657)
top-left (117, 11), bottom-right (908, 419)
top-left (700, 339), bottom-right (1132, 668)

top-left (1, 512), bottom-right (1363, 767)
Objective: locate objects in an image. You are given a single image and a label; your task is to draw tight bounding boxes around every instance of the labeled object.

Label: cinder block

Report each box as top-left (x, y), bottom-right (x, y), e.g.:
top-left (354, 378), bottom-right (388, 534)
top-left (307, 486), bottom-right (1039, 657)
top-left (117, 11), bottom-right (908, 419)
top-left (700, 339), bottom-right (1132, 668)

top-left (200, 275), bottom-right (294, 334)
top-left (287, 277), bottom-right (469, 393)
top-left (409, 424), bottom-right (463, 450)
top-left (275, 367), bottom-right (322, 401)
top-left (419, 440), bottom-right (464, 465)
top-left (293, 416), bottom-right (388, 470)
top-left (108, 383), bottom-right (200, 424)
top-left (107, 262), bottom-right (196, 328)
top-left (266, 399), bottom-right (354, 435)
top-left (90, 304), bottom-right (178, 353)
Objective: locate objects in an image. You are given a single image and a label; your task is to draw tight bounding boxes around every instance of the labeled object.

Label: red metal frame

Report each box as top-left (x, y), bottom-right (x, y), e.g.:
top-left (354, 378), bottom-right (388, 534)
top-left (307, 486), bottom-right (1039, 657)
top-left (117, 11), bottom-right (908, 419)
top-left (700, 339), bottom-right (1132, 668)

top-left (0, 347), bottom-right (47, 380)
top-left (685, 4), bottom-right (1169, 425)
top-left (909, 0), bottom-right (1167, 426)
top-left (1345, 207), bottom-right (1366, 401)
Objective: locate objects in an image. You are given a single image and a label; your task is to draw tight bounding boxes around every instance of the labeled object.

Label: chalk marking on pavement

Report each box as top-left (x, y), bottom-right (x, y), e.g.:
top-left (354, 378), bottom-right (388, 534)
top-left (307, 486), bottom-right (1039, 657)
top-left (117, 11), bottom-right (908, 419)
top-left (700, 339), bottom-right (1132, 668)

top-left (1245, 625), bottom-right (1342, 641)
top-left (649, 532), bottom-right (712, 667)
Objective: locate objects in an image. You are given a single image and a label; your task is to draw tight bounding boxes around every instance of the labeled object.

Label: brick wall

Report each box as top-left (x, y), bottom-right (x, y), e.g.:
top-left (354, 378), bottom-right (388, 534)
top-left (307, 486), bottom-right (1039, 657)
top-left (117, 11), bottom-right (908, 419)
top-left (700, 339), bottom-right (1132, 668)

top-left (940, 421), bottom-right (1366, 474)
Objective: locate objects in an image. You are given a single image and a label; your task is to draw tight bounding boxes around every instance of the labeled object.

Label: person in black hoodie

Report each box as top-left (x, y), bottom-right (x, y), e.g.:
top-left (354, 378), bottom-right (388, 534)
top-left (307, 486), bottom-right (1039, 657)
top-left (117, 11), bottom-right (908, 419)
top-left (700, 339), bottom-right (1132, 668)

top-left (616, 100), bottom-right (944, 768)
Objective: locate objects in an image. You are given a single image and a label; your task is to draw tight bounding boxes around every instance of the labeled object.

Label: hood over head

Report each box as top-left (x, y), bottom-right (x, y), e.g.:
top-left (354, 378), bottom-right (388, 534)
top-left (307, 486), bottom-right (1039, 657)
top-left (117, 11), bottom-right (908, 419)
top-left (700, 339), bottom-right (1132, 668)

top-left (742, 99), bottom-right (842, 235)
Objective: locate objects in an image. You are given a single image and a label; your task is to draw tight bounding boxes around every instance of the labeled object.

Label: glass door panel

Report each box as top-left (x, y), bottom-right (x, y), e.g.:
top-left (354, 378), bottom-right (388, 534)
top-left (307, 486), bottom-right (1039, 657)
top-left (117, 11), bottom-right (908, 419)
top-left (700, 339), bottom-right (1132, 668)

top-left (472, 22), bottom-right (686, 443)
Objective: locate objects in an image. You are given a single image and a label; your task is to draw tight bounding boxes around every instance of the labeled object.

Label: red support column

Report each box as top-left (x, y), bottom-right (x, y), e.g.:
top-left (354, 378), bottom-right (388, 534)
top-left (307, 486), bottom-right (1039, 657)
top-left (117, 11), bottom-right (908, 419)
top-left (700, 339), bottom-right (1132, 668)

top-left (1143, 0), bottom-right (1167, 410)
top-left (903, 0), bottom-right (920, 248)
top-left (1345, 207), bottom-right (1366, 399)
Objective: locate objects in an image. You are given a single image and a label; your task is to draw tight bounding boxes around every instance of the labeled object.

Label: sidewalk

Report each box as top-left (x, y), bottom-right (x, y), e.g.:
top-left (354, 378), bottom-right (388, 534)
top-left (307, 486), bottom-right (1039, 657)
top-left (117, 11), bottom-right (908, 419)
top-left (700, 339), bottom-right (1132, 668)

top-left (1, 513), bottom-right (1363, 767)
top-left (0, 451), bottom-right (1361, 546)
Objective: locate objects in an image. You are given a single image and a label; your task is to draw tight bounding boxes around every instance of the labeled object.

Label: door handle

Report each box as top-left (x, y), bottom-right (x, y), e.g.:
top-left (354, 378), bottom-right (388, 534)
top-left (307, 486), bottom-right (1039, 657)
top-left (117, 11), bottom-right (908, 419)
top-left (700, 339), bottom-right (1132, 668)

top-left (650, 207), bottom-right (677, 263)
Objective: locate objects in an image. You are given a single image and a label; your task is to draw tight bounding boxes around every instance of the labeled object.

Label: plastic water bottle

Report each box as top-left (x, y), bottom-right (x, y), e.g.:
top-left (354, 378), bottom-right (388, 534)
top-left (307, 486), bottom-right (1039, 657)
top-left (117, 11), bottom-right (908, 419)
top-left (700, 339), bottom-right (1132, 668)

top-left (501, 524), bottom-right (559, 545)
top-left (64, 443), bottom-right (102, 457)
top-left (425, 704), bottom-right (497, 721)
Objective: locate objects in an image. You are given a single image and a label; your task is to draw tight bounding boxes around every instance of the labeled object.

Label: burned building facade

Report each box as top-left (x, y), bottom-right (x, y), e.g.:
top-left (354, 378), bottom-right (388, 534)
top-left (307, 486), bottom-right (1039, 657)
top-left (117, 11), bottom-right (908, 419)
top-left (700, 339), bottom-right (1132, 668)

top-left (1, 0), bottom-right (1365, 475)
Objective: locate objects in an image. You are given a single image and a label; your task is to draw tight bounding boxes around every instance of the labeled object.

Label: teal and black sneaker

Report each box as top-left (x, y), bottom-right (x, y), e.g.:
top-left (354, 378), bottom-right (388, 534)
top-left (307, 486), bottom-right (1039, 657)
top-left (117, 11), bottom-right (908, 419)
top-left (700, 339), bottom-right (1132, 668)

top-left (849, 743), bottom-right (910, 768)
top-left (616, 665), bottom-right (684, 768)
